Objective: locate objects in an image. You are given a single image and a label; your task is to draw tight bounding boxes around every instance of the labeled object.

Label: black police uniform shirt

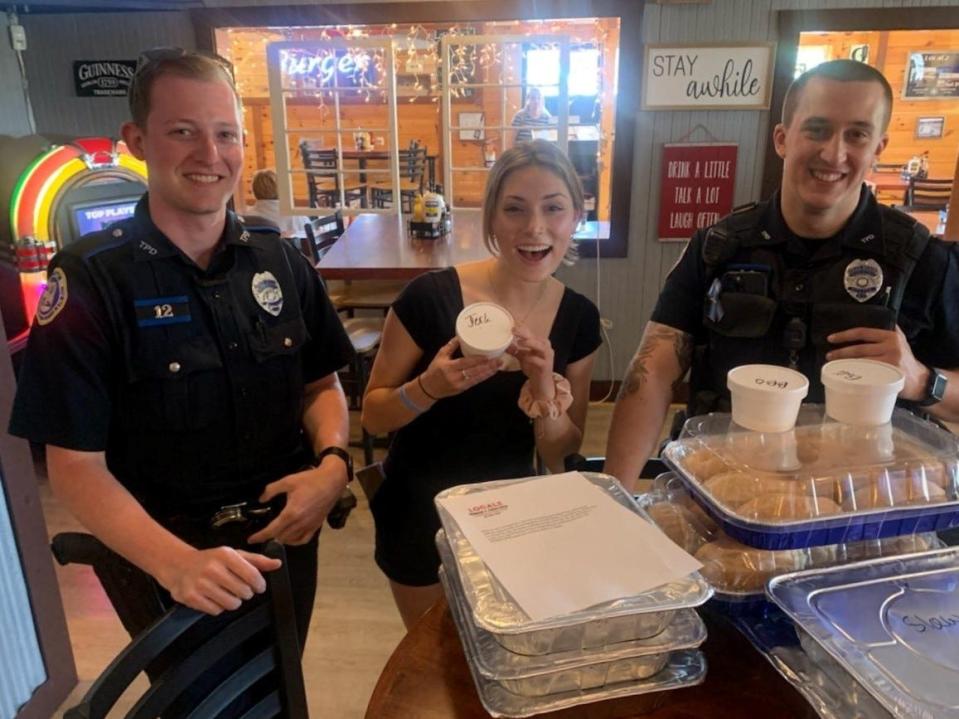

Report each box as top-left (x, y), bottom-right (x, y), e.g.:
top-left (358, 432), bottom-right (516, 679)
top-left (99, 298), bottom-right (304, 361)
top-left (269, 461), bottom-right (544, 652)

top-left (651, 186), bottom-right (959, 405)
top-left (10, 196), bottom-right (355, 518)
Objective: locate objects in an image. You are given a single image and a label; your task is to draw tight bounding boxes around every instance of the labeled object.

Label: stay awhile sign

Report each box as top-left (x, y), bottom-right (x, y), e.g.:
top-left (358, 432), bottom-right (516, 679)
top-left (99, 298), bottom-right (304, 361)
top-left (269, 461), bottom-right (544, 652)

top-left (643, 43), bottom-right (775, 110)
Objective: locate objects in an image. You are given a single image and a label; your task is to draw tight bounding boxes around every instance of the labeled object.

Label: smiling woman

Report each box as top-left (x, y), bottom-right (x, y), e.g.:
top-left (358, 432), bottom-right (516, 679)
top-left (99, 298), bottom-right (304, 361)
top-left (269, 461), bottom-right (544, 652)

top-left (359, 140), bottom-right (602, 630)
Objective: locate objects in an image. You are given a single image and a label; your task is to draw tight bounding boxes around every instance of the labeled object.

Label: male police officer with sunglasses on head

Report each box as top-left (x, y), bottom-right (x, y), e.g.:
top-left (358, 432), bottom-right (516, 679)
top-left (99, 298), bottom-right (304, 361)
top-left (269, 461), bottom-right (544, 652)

top-left (606, 60), bottom-right (959, 493)
top-left (10, 48), bottom-right (355, 646)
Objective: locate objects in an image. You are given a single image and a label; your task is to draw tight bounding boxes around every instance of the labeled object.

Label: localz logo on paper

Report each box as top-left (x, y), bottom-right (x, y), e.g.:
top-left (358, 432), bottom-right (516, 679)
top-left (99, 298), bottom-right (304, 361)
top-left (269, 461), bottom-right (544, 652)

top-left (468, 501), bottom-right (508, 518)
top-left (73, 60), bottom-right (137, 97)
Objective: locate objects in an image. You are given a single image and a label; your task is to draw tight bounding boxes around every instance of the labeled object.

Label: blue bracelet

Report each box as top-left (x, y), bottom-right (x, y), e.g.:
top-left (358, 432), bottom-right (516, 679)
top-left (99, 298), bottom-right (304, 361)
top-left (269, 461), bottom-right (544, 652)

top-left (398, 383), bottom-right (428, 414)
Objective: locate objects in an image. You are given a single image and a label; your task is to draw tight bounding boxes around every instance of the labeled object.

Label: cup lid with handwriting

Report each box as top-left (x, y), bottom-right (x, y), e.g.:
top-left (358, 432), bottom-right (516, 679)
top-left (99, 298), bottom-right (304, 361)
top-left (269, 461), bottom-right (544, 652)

top-left (727, 364), bottom-right (809, 433)
top-left (456, 302), bottom-right (514, 358)
top-left (821, 359), bottom-right (904, 426)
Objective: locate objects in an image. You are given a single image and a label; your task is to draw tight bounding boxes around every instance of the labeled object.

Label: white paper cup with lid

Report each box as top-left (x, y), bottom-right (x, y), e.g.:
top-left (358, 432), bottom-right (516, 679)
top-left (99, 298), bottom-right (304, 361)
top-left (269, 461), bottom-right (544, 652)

top-left (455, 302), bottom-right (514, 358)
top-left (821, 359), bottom-right (905, 426)
top-left (727, 364), bottom-right (810, 433)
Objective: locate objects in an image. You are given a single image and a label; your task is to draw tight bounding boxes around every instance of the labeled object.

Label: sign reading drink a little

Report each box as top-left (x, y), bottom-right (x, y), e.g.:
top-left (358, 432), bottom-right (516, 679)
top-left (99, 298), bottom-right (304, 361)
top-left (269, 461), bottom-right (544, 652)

top-left (643, 44), bottom-right (775, 110)
top-left (657, 143), bottom-right (737, 242)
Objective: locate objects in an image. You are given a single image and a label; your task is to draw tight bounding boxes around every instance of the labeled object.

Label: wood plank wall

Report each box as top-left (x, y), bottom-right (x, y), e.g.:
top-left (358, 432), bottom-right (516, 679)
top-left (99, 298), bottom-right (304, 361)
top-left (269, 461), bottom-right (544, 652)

top-left (799, 29), bottom-right (959, 180)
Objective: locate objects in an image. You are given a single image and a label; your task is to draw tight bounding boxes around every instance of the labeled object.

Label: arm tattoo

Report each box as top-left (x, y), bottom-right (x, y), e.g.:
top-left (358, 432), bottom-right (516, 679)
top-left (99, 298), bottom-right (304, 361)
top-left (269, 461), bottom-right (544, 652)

top-left (620, 325), bottom-right (693, 398)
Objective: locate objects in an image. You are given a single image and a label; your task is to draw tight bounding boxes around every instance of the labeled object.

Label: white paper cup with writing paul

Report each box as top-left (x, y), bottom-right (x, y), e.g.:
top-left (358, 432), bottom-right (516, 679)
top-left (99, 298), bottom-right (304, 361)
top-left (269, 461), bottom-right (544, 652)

top-left (456, 302), bottom-right (514, 358)
top-left (821, 359), bottom-right (904, 426)
top-left (727, 364), bottom-right (809, 433)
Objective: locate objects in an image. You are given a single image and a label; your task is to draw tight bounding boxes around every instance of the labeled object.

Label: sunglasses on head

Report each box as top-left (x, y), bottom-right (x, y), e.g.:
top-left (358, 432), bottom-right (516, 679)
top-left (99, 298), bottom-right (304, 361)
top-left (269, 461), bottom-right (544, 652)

top-left (133, 46), bottom-right (235, 82)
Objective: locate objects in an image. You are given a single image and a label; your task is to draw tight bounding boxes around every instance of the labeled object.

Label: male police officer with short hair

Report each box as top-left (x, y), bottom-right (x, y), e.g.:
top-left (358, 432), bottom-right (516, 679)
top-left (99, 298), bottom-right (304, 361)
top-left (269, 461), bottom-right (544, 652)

top-left (10, 49), bottom-right (355, 643)
top-left (606, 59), bottom-right (959, 491)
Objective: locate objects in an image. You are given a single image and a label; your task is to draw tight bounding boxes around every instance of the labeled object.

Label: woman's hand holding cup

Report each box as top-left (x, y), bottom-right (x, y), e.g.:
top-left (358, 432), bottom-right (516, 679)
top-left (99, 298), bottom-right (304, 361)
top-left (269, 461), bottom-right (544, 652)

top-left (420, 338), bottom-right (500, 399)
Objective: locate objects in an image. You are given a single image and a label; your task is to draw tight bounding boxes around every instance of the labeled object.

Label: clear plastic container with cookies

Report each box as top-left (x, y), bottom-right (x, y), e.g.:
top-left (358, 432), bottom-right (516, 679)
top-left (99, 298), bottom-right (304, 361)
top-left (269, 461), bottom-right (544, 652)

top-left (639, 480), bottom-right (943, 598)
top-left (661, 405), bottom-right (959, 550)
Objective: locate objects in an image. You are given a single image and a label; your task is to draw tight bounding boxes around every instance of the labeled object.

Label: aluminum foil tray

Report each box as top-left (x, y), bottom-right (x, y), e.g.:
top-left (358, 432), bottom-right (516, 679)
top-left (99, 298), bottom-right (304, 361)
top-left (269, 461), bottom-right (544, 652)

top-left (663, 406), bottom-right (959, 549)
top-left (442, 566), bottom-right (707, 717)
top-left (768, 547), bottom-right (959, 719)
top-left (434, 472), bottom-right (712, 655)
top-left (441, 549), bottom-right (706, 696)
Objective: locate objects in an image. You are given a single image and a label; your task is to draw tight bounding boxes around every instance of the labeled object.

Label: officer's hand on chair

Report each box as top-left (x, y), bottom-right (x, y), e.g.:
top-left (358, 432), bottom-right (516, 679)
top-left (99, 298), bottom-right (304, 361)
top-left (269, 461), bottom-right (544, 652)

top-left (164, 546), bottom-right (281, 616)
top-left (248, 464), bottom-right (346, 545)
top-left (826, 326), bottom-right (927, 400)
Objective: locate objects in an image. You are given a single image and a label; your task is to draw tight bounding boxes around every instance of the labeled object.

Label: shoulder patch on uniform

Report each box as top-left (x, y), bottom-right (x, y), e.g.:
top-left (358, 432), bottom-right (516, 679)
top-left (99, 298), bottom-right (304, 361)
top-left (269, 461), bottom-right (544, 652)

top-left (36, 268), bottom-right (68, 325)
top-left (252, 271), bottom-right (283, 316)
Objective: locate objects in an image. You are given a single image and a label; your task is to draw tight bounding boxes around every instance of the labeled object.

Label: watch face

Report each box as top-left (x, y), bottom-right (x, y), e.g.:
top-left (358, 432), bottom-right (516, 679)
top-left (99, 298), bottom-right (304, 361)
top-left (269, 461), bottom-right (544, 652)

top-left (921, 369), bottom-right (948, 406)
top-left (932, 370), bottom-right (948, 401)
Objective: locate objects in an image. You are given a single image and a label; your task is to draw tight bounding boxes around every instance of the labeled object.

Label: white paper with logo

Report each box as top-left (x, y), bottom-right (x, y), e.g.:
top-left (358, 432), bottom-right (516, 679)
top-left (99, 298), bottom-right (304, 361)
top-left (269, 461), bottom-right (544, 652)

top-left (435, 472), bottom-right (702, 621)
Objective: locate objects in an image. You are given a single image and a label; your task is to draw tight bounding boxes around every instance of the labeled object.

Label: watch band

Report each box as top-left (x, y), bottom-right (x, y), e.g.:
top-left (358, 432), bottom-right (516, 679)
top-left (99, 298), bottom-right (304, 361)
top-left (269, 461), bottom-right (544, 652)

top-left (316, 446), bottom-right (354, 483)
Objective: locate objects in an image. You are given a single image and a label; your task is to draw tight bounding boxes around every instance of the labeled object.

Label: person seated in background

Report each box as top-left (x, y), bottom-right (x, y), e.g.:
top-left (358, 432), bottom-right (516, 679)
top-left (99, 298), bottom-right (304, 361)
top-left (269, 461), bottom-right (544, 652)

top-left (247, 168), bottom-right (312, 238)
top-left (511, 87), bottom-right (553, 145)
top-left (361, 140), bottom-right (601, 629)
top-left (605, 59), bottom-right (959, 493)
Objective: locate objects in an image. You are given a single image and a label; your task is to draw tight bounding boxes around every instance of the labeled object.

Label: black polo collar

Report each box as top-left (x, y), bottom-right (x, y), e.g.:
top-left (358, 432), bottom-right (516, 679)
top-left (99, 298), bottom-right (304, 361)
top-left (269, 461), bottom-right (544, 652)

top-left (760, 185), bottom-right (885, 263)
top-left (130, 194), bottom-right (261, 263)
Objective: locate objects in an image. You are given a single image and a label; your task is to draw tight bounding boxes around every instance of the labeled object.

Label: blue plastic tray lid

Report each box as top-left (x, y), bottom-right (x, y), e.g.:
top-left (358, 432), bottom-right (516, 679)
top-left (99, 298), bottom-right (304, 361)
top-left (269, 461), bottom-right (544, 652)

top-left (666, 405), bottom-right (959, 523)
top-left (767, 547), bottom-right (959, 718)
top-left (640, 488), bottom-right (941, 597)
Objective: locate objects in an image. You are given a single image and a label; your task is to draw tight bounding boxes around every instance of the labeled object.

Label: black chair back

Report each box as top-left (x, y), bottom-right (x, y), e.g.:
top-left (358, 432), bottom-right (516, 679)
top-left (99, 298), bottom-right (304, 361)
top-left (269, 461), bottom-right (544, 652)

top-left (301, 210), bottom-right (345, 264)
top-left (906, 177), bottom-right (952, 210)
top-left (62, 538), bottom-right (308, 719)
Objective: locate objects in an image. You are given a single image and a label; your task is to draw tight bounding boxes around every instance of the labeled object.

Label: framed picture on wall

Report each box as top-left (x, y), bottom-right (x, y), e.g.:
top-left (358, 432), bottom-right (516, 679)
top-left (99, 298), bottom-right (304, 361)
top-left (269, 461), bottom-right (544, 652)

top-left (916, 116), bottom-right (945, 139)
top-left (903, 51), bottom-right (959, 99)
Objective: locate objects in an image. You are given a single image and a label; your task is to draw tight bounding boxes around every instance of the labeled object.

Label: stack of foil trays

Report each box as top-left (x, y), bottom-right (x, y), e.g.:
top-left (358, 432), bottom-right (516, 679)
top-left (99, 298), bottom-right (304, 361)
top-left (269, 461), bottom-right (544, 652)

top-left (434, 472), bottom-right (713, 717)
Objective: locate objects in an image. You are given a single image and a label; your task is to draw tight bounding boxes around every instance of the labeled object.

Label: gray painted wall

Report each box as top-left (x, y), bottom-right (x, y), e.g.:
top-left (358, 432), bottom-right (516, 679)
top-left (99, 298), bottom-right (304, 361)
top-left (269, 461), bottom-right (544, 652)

top-left (0, 12), bottom-right (36, 137)
top-left (18, 11), bottom-right (195, 138)
top-left (3, 1), bottom-right (958, 381)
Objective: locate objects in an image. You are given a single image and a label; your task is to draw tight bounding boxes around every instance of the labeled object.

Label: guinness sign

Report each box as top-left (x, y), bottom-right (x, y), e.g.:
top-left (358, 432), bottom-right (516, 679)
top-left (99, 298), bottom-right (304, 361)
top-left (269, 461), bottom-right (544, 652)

top-left (73, 60), bottom-right (136, 97)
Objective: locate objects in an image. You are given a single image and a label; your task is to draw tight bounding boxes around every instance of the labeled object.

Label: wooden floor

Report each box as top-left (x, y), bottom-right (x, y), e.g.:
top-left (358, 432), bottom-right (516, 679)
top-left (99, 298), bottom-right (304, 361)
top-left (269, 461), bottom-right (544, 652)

top-left (49, 402), bottom-right (632, 717)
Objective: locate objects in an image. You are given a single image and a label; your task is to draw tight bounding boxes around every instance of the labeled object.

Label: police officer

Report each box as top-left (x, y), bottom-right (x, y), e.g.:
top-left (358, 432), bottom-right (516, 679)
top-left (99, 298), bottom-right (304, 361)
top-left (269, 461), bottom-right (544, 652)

top-left (9, 49), bottom-right (355, 643)
top-left (606, 59), bottom-right (959, 491)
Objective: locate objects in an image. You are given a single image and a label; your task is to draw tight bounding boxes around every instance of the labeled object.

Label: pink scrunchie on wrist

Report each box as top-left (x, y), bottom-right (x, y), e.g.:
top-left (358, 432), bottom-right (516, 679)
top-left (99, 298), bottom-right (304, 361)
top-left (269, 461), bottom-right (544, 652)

top-left (518, 373), bottom-right (574, 420)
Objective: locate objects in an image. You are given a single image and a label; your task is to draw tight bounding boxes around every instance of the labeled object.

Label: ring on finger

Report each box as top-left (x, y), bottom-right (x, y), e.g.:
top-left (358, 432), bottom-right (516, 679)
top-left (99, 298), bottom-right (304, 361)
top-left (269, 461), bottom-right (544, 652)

top-left (462, 369), bottom-right (470, 381)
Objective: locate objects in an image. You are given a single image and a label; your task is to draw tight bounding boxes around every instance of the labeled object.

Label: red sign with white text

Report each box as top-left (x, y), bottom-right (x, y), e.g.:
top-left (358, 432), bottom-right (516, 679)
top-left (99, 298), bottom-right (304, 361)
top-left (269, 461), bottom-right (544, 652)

top-left (657, 143), bottom-right (737, 241)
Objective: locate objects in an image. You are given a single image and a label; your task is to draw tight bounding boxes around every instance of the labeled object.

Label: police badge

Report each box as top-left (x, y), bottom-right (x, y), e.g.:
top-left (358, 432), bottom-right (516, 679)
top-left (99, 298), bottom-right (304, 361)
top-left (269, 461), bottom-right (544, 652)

top-left (251, 271), bottom-right (283, 316)
top-left (844, 258), bottom-right (883, 303)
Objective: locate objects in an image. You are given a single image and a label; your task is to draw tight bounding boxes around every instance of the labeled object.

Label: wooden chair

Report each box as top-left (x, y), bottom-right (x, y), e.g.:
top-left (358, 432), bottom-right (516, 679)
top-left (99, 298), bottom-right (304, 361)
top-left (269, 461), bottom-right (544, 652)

top-left (906, 177), bottom-right (952, 211)
top-left (59, 537), bottom-right (309, 719)
top-left (300, 210), bottom-right (345, 265)
top-left (370, 144), bottom-right (428, 213)
top-left (299, 141), bottom-right (367, 210)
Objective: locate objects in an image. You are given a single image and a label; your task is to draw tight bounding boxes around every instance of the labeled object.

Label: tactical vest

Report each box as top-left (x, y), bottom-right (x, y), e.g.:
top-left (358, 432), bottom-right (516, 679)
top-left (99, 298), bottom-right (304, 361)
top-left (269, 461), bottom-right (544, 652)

top-left (689, 199), bottom-right (930, 413)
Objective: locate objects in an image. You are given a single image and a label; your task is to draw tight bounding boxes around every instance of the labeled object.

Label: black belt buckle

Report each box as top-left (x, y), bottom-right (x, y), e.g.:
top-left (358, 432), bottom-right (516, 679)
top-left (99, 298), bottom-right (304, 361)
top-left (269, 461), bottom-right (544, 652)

top-left (210, 501), bottom-right (273, 530)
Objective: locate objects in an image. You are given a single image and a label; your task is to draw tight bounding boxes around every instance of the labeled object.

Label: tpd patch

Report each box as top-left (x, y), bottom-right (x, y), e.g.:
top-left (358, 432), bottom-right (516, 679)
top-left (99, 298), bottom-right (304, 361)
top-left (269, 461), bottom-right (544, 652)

top-left (844, 259), bottom-right (883, 303)
top-left (252, 271), bottom-right (283, 316)
top-left (36, 268), bottom-right (68, 325)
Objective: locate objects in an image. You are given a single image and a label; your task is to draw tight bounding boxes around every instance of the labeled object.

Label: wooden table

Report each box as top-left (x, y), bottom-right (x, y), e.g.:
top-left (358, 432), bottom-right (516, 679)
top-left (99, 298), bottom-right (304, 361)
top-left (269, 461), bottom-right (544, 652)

top-left (866, 172), bottom-right (909, 205)
top-left (365, 599), bottom-right (817, 719)
top-left (319, 212), bottom-right (611, 281)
